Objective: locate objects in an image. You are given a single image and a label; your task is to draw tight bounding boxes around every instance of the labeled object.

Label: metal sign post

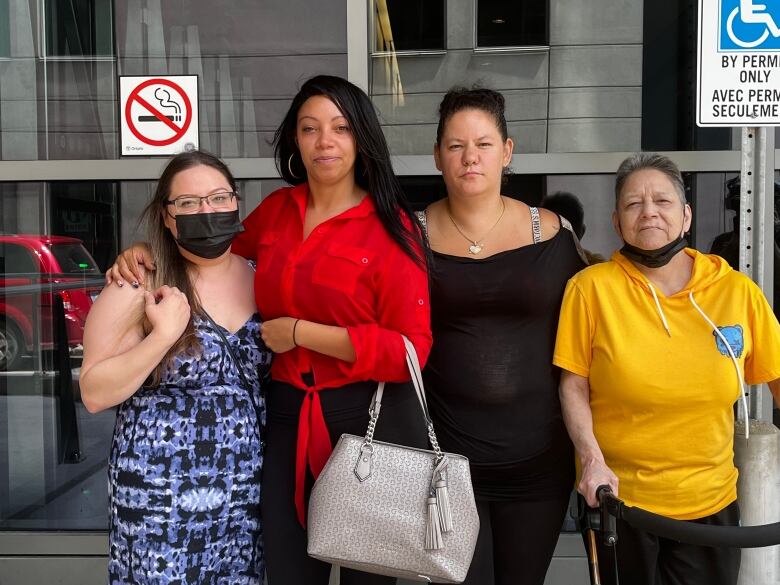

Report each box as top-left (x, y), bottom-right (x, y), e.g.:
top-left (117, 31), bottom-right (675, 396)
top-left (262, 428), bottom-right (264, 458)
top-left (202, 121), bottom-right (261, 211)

top-left (698, 4), bottom-right (780, 583)
top-left (698, 0), bottom-right (779, 423)
top-left (739, 126), bottom-right (775, 423)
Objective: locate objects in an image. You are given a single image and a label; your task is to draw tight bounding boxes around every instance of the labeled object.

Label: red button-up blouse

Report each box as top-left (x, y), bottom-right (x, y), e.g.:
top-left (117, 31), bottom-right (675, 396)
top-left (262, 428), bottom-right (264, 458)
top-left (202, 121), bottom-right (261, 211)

top-left (232, 183), bottom-right (432, 525)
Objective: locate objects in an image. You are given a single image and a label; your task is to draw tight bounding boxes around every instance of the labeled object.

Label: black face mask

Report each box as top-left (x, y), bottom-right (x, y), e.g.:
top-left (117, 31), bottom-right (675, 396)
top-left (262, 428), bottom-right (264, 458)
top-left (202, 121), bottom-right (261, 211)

top-left (174, 210), bottom-right (244, 259)
top-left (620, 234), bottom-right (688, 268)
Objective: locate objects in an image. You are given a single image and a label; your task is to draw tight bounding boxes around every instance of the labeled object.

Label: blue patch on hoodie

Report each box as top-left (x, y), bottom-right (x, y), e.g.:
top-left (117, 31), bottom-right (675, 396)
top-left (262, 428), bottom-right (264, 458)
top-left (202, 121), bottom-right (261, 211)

top-left (714, 325), bottom-right (744, 359)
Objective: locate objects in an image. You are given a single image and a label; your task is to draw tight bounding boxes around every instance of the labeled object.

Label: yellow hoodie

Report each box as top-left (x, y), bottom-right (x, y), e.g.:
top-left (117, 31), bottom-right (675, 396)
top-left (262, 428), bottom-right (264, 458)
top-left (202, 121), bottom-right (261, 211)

top-left (554, 249), bottom-right (780, 519)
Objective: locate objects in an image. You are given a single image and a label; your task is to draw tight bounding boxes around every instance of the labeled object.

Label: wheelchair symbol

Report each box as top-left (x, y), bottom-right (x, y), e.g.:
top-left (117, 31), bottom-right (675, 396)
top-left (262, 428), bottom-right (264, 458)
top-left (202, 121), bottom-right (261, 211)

top-left (726, 0), bottom-right (780, 48)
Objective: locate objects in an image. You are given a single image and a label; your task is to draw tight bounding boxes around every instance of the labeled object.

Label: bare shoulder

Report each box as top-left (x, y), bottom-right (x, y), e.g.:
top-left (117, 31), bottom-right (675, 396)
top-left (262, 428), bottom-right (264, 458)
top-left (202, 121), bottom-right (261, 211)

top-left (82, 282), bottom-right (146, 365)
top-left (419, 198), bottom-right (447, 240)
top-left (504, 198), bottom-right (561, 242)
top-left (231, 253), bottom-right (256, 275)
top-left (85, 284), bottom-right (145, 337)
top-left (424, 198), bottom-right (447, 217)
top-left (95, 279), bottom-right (146, 307)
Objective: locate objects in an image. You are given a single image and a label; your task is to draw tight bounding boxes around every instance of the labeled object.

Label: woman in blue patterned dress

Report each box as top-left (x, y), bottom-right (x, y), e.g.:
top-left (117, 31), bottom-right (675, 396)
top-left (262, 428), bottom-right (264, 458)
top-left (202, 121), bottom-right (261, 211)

top-left (80, 151), bottom-right (271, 584)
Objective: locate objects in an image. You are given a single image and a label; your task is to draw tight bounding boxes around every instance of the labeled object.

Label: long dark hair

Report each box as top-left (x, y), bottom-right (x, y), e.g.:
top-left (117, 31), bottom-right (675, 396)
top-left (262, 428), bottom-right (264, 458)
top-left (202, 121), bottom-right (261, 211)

top-left (273, 75), bottom-right (426, 268)
top-left (140, 150), bottom-right (238, 385)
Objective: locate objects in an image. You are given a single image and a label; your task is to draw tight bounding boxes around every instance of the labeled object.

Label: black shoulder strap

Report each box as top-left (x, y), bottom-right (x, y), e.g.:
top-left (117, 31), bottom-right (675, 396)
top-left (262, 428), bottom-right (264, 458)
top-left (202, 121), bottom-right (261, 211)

top-left (200, 309), bottom-right (264, 433)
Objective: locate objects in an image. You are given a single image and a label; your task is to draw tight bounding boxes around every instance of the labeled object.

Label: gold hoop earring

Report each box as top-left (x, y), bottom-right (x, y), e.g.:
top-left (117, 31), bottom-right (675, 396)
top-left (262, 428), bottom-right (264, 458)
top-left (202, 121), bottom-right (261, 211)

top-left (288, 153), bottom-right (301, 179)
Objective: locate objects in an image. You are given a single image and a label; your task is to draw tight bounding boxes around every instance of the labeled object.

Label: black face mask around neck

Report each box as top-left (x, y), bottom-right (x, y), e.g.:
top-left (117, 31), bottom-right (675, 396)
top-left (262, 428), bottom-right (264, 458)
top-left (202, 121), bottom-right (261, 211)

top-left (174, 210), bottom-right (244, 259)
top-left (620, 234), bottom-right (688, 268)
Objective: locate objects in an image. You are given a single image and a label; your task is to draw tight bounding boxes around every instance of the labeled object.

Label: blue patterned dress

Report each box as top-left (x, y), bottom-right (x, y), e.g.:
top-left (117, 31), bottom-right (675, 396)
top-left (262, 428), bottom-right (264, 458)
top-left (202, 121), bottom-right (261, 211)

top-left (108, 313), bottom-right (271, 585)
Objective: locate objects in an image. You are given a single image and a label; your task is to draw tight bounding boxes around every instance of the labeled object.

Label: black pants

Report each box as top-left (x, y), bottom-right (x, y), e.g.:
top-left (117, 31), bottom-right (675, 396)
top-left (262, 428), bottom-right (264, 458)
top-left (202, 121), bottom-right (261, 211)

top-left (462, 496), bottom-right (570, 585)
top-left (261, 380), bottom-right (429, 585)
top-left (590, 500), bottom-right (741, 585)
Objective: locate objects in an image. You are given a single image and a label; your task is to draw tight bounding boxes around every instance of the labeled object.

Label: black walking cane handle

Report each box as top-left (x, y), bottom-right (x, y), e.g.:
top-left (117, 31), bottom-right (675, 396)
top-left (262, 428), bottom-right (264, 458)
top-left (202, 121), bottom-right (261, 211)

top-left (597, 485), bottom-right (618, 547)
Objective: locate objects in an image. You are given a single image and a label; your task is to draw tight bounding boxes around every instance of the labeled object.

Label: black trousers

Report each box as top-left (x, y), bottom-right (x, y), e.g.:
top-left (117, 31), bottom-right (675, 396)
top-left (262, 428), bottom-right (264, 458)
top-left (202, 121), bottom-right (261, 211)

top-left (590, 500), bottom-right (741, 585)
top-left (462, 496), bottom-right (570, 585)
top-left (261, 380), bottom-right (429, 585)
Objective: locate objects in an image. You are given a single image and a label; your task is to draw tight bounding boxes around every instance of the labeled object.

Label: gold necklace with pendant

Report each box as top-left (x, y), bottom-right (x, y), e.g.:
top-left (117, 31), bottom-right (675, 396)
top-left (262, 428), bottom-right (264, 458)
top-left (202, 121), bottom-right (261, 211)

top-left (446, 196), bottom-right (506, 255)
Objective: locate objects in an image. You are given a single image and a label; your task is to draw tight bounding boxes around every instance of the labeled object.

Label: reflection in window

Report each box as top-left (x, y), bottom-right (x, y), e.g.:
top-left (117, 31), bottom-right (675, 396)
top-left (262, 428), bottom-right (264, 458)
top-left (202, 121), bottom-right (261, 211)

top-left (0, 0), bottom-right (9, 57)
top-left (0, 181), bottom-right (117, 531)
top-left (44, 0), bottom-right (113, 57)
top-left (374, 0), bottom-right (445, 52)
top-left (50, 183), bottom-right (119, 272)
top-left (0, 243), bottom-right (37, 274)
top-left (374, 0), bottom-right (446, 106)
top-left (476, 0), bottom-right (548, 47)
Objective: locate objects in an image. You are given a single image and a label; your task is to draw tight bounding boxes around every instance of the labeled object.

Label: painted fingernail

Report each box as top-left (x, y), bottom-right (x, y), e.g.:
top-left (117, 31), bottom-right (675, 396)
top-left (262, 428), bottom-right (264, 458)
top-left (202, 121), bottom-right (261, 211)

top-left (131, 281), bottom-right (139, 289)
top-left (117, 281), bottom-right (124, 287)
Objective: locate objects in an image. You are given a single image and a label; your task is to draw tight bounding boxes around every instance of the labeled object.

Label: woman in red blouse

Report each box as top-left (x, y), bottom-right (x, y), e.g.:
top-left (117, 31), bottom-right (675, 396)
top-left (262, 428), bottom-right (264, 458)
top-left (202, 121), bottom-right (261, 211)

top-left (109, 76), bottom-right (432, 585)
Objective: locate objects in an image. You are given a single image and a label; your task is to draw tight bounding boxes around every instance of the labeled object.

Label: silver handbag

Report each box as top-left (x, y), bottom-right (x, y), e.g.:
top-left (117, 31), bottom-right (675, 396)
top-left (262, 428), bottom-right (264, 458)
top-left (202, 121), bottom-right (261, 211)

top-left (307, 337), bottom-right (479, 583)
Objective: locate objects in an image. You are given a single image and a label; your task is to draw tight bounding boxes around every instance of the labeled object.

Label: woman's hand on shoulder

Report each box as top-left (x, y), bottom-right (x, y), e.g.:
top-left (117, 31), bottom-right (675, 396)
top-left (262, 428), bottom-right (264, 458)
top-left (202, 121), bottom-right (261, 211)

top-left (86, 278), bottom-right (147, 336)
top-left (144, 286), bottom-right (190, 345)
top-left (105, 242), bottom-right (155, 287)
top-left (81, 280), bottom-right (148, 384)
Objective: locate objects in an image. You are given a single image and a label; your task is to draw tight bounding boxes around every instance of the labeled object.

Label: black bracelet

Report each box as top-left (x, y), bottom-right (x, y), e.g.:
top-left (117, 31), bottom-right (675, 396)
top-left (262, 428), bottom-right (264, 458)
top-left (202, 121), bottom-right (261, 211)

top-left (292, 319), bottom-right (301, 347)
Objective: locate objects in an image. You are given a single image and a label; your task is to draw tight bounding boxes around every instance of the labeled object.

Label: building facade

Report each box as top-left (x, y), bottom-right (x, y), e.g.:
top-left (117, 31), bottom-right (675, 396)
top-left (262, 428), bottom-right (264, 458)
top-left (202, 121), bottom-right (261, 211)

top-left (0, 1), bottom-right (776, 583)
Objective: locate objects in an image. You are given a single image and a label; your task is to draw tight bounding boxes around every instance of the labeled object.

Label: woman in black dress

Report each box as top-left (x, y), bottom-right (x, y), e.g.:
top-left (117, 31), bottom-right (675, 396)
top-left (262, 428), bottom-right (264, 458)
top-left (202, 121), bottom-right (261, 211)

top-left (418, 87), bottom-right (586, 585)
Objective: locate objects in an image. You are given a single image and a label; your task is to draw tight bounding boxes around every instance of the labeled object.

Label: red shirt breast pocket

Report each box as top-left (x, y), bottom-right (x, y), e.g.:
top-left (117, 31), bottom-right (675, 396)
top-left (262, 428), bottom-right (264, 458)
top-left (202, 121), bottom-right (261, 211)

top-left (311, 243), bottom-right (374, 295)
top-left (254, 231), bottom-right (279, 273)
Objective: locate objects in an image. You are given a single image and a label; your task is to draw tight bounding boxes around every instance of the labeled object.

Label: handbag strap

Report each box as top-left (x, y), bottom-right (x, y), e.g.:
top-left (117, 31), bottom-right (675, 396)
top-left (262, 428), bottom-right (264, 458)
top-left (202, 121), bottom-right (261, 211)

top-left (200, 310), bottom-right (264, 435)
top-left (366, 336), bottom-right (444, 461)
top-left (370, 337), bottom-right (432, 424)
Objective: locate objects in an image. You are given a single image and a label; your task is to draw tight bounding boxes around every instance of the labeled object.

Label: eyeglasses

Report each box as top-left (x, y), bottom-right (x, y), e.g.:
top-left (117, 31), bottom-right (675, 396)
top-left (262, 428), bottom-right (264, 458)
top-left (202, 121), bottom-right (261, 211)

top-left (166, 191), bottom-right (237, 214)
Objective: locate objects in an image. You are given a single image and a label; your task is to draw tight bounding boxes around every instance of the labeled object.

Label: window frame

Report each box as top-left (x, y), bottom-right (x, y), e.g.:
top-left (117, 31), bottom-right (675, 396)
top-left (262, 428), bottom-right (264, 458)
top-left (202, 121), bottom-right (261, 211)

top-left (40, 0), bottom-right (115, 60)
top-left (369, 0), bottom-right (448, 58)
top-left (473, 0), bottom-right (551, 52)
top-left (0, 0), bottom-right (9, 59)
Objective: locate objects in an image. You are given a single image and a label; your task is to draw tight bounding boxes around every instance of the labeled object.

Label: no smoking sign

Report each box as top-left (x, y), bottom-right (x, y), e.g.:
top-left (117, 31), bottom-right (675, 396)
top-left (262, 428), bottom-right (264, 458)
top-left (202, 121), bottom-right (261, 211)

top-left (120, 75), bottom-right (199, 155)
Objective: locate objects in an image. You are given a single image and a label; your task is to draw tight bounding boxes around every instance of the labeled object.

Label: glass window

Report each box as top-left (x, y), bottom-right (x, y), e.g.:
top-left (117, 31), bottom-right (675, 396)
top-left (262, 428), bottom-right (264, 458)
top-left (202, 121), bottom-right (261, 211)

top-left (44, 0), bottom-right (114, 57)
top-left (0, 181), bottom-right (118, 530)
top-left (49, 243), bottom-right (101, 275)
top-left (641, 2), bottom-right (732, 150)
top-left (49, 182), bottom-right (120, 270)
top-left (0, 176), bottom-right (273, 531)
top-left (0, 243), bottom-right (37, 274)
top-left (0, 0), bottom-right (9, 58)
top-left (2, 1), bottom-right (347, 160)
top-left (476, 0), bottom-right (548, 47)
top-left (374, 0), bottom-right (446, 52)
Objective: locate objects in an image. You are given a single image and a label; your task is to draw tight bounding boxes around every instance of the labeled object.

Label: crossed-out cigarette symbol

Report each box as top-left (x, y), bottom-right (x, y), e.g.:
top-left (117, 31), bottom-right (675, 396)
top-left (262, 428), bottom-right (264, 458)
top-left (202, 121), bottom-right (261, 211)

top-left (138, 87), bottom-right (182, 123)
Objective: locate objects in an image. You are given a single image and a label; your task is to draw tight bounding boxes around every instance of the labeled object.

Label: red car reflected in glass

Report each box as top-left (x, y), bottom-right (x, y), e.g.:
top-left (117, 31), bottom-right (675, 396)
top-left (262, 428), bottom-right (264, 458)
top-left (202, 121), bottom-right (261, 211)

top-left (0, 235), bottom-right (102, 370)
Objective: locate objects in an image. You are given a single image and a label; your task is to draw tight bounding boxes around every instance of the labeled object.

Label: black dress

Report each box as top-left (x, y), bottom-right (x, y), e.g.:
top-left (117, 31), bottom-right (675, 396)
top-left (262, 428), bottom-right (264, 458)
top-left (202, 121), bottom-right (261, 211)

top-left (423, 212), bottom-right (586, 501)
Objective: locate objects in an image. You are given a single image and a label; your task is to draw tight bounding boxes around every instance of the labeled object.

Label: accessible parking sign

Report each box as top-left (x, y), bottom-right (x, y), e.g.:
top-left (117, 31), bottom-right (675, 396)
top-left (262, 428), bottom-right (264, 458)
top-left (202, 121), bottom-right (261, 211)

top-left (120, 75), bottom-right (199, 155)
top-left (698, 0), bottom-right (780, 126)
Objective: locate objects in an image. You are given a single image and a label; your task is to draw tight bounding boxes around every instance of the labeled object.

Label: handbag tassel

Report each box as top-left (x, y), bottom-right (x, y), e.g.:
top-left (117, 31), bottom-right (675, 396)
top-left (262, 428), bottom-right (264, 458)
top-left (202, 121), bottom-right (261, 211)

top-left (435, 478), bottom-right (453, 533)
top-left (425, 496), bottom-right (444, 550)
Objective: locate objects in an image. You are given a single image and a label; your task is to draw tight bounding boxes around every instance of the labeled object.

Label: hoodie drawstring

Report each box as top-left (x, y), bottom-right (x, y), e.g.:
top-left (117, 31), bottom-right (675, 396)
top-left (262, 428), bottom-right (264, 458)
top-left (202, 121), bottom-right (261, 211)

top-left (646, 281), bottom-right (672, 337)
top-left (688, 291), bottom-right (750, 440)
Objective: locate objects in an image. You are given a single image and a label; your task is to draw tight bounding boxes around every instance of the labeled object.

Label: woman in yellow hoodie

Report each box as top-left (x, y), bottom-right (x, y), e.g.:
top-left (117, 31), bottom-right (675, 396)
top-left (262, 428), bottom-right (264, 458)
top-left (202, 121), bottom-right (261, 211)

top-left (554, 152), bottom-right (780, 585)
